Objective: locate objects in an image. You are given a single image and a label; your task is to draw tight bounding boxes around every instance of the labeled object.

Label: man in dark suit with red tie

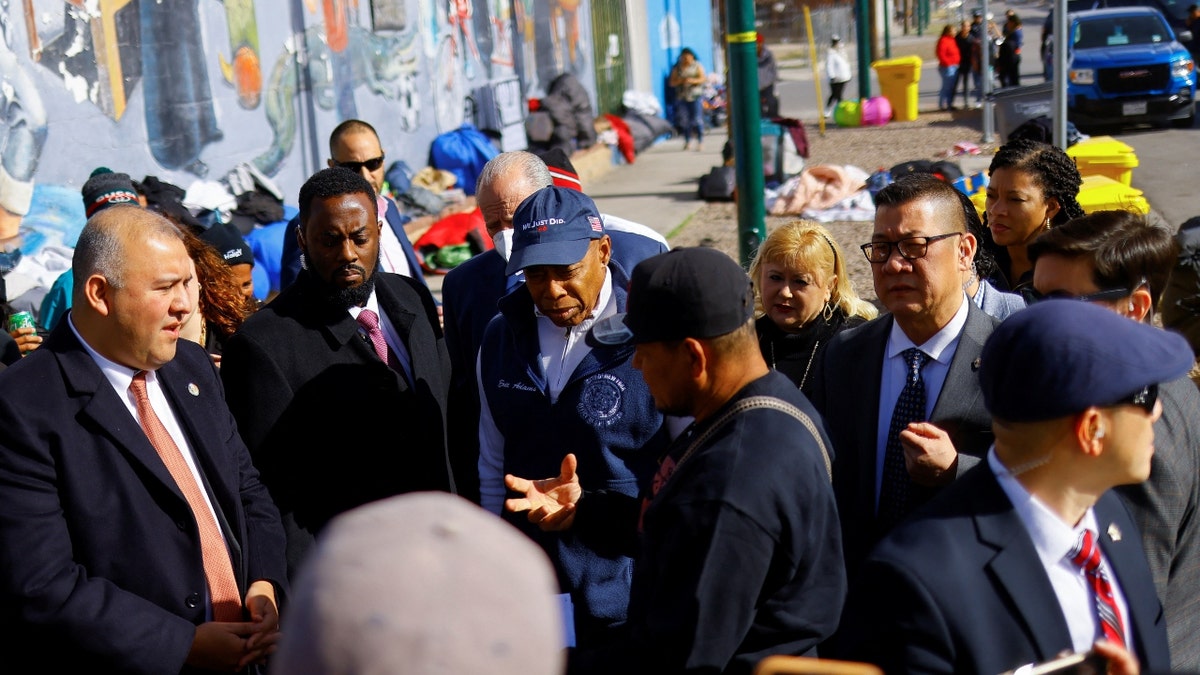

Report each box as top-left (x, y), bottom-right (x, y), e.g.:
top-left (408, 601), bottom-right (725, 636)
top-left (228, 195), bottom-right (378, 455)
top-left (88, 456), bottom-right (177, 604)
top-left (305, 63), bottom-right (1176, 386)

top-left (221, 168), bottom-right (454, 580)
top-left (834, 301), bottom-right (1182, 674)
top-left (0, 206), bottom-right (287, 672)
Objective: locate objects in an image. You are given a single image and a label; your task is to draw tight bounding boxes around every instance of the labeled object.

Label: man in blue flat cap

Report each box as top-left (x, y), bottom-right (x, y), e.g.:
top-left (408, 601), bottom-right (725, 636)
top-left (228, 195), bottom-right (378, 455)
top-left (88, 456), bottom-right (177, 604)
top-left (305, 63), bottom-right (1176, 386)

top-left (835, 300), bottom-right (1187, 675)
top-left (475, 185), bottom-right (668, 651)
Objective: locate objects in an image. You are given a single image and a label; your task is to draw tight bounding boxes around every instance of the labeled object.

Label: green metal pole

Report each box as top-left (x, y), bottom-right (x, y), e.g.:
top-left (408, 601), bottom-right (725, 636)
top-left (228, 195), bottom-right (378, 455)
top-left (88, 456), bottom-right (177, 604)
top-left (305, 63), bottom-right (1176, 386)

top-left (884, 0), bottom-right (892, 58)
top-left (857, 0), bottom-right (871, 99)
top-left (726, 0), bottom-right (765, 267)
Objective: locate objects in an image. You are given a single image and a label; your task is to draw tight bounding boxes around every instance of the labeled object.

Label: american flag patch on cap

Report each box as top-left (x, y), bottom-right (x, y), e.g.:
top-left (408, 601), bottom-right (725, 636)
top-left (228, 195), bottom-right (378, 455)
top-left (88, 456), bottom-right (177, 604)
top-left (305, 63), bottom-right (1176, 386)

top-left (588, 215), bottom-right (603, 232)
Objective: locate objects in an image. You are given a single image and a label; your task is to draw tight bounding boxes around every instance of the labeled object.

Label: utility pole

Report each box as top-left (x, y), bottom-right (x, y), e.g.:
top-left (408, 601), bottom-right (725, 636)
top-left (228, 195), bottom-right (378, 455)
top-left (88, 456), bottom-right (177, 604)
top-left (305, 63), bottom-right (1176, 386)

top-left (727, 0), bottom-right (765, 267)
top-left (857, 0), bottom-right (872, 99)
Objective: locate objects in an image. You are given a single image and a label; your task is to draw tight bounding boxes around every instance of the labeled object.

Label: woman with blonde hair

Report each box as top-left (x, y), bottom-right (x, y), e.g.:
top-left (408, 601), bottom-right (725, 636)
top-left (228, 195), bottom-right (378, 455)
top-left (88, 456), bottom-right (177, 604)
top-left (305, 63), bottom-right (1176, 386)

top-left (750, 220), bottom-right (877, 395)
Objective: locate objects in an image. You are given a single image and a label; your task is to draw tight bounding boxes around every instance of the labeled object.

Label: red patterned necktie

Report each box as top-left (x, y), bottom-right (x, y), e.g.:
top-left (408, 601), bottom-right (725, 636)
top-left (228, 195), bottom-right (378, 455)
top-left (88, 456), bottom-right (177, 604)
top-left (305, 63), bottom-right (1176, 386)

top-left (130, 372), bottom-right (242, 621)
top-left (1068, 529), bottom-right (1127, 648)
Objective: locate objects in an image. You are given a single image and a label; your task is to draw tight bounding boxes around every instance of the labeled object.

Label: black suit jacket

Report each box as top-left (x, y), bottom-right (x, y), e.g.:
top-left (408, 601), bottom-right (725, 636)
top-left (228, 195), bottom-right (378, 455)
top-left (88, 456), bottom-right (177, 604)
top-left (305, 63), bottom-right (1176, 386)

top-left (0, 324), bottom-right (287, 674)
top-left (221, 270), bottom-right (453, 579)
top-left (810, 300), bottom-right (998, 574)
top-left (835, 464), bottom-right (1172, 675)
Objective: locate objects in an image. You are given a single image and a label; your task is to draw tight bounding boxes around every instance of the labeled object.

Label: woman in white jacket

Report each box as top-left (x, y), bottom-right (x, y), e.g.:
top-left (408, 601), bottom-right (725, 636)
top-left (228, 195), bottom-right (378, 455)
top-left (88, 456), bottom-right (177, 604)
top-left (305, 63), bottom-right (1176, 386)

top-left (824, 35), bottom-right (852, 118)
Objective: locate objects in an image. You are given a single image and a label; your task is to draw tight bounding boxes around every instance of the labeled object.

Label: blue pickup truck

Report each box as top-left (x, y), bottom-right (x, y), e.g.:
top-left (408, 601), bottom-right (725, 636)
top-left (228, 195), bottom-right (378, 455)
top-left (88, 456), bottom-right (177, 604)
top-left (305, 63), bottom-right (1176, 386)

top-left (1059, 6), bottom-right (1196, 130)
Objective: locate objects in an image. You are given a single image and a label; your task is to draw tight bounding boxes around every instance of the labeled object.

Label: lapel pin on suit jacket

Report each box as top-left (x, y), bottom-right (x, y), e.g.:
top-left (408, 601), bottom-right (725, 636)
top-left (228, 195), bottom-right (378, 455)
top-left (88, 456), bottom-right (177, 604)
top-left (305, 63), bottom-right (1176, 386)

top-left (187, 383), bottom-right (200, 397)
top-left (1108, 523), bottom-right (1122, 542)
top-left (971, 357), bottom-right (982, 371)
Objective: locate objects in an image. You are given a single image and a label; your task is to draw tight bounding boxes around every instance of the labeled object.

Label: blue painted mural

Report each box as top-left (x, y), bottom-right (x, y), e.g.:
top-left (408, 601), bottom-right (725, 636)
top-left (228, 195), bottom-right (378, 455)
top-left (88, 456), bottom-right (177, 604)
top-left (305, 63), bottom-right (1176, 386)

top-left (0, 0), bottom-right (624, 312)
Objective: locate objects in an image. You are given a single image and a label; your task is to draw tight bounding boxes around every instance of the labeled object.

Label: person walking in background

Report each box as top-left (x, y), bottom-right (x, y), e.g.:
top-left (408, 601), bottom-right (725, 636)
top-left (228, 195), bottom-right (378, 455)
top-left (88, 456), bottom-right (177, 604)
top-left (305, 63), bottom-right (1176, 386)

top-left (757, 34), bottom-right (779, 118)
top-left (668, 48), bottom-right (706, 151)
top-left (936, 24), bottom-right (961, 111)
top-left (955, 20), bottom-right (974, 108)
top-left (824, 35), bottom-right (852, 119)
top-left (997, 13), bottom-right (1023, 88)
top-left (1188, 4), bottom-right (1200, 59)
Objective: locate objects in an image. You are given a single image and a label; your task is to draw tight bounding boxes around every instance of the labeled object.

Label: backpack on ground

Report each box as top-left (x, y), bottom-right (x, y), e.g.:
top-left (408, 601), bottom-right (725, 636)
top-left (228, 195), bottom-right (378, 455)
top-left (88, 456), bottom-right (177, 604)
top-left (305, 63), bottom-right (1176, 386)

top-left (699, 165), bottom-right (736, 201)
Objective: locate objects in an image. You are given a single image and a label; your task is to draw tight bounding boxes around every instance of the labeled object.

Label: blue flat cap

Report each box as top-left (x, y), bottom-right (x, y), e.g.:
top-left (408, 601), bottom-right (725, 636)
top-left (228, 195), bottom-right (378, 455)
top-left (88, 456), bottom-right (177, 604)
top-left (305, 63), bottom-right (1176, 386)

top-left (506, 186), bottom-right (605, 275)
top-left (980, 300), bottom-right (1193, 422)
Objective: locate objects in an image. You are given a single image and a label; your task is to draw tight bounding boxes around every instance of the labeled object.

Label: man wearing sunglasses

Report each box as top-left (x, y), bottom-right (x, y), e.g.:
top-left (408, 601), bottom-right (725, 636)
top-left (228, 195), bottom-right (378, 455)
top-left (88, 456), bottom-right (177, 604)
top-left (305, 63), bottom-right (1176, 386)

top-left (1027, 209), bottom-right (1200, 671)
top-left (279, 119), bottom-right (427, 291)
top-left (836, 300), bottom-right (1186, 674)
top-left (809, 174), bottom-right (999, 579)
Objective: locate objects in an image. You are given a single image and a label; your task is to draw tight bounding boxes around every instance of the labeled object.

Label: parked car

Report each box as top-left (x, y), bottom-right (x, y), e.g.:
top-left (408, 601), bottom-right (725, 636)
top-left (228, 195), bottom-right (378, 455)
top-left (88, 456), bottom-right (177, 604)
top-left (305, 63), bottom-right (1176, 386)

top-left (1061, 6), bottom-right (1196, 130)
top-left (1042, 0), bottom-right (1196, 72)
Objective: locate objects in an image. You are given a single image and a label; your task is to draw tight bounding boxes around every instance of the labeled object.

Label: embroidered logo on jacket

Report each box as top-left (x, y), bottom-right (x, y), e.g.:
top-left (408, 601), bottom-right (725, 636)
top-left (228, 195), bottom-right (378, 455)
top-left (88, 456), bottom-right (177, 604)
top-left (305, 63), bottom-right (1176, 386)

top-left (578, 373), bottom-right (625, 427)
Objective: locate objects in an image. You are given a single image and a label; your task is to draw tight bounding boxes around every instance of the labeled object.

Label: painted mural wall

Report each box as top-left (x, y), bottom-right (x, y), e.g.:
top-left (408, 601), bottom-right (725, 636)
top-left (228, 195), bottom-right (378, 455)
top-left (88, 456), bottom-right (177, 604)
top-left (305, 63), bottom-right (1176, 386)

top-left (2, 0), bottom-right (601, 253)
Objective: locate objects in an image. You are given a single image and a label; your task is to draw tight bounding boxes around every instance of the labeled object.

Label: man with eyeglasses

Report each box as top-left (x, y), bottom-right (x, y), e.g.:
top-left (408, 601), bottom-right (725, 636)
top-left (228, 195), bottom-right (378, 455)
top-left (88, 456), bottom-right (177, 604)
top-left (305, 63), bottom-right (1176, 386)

top-left (1027, 209), bottom-right (1200, 671)
top-left (279, 119), bottom-right (427, 291)
top-left (809, 174), bottom-right (1000, 578)
top-left (835, 300), bottom-right (1184, 674)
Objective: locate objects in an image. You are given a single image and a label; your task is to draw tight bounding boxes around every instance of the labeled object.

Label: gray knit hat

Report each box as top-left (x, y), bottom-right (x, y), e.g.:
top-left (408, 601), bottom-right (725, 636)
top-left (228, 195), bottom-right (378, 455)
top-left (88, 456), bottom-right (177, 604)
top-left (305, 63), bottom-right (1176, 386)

top-left (270, 493), bottom-right (566, 675)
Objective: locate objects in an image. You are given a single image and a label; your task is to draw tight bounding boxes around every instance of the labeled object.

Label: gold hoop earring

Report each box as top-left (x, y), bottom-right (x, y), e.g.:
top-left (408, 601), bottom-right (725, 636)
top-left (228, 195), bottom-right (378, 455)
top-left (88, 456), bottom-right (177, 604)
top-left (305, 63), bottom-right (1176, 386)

top-left (822, 301), bottom-right (834, 322)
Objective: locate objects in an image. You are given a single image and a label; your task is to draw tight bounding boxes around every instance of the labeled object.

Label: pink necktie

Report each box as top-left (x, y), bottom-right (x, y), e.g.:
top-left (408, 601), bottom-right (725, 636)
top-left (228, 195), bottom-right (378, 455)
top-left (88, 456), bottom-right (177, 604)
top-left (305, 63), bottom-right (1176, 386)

top-left (357, 309), bottom-right (391, 366)
top-left (129, 372), bottom-right (242, 621)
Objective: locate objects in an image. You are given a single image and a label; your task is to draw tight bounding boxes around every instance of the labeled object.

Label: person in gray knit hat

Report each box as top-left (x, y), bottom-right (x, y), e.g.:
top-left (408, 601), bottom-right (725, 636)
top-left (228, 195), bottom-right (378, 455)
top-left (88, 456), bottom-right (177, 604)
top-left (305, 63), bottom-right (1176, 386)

top-left (271, 492), bottom-right (565, 675)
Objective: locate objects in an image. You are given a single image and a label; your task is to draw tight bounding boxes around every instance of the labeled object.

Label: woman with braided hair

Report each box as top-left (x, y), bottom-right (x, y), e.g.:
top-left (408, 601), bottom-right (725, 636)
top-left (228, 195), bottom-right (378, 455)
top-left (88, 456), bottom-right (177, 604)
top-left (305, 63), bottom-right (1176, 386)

top-left (983, 138), bottom-right (1085, 291)
top-left (750, 220), bottom-right (877, 397)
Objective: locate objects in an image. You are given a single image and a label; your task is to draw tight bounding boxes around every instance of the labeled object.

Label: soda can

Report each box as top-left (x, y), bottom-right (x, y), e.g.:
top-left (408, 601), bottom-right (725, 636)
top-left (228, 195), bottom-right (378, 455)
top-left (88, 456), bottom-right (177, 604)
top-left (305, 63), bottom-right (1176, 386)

top-left (7, 310), bottom-right (35, 333)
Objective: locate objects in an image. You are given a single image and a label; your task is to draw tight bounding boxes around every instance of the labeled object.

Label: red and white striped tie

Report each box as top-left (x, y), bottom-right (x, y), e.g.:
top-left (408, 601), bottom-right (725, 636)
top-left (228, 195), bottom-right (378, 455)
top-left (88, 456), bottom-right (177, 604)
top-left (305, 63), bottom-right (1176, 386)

top-left (1068, 529), bottom-right (1126, 648)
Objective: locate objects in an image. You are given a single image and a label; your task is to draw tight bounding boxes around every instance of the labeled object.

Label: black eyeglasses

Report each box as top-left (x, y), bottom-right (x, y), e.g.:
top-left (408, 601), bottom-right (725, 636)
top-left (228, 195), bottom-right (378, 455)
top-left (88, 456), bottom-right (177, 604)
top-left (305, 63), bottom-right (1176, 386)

top-left (1110, 384), bottom-right (1159, 414)
top-left (860, 232), bottom-right (962, 264)
top-left (336, 155), bottom-right (385, 173)
top-left (1019, 277), bottom-right (1146, 306)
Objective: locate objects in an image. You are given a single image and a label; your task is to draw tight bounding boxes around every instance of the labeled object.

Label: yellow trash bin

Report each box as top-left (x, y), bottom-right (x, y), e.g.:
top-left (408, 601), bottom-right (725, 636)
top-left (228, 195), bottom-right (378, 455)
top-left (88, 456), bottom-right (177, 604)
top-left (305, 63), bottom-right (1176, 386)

top-left (1076, 174), bottom-right (1150, 214)
top-left (872, 56), bottom-right (923, 122)
top-left (1067, 136), bottom-right (1139, 186)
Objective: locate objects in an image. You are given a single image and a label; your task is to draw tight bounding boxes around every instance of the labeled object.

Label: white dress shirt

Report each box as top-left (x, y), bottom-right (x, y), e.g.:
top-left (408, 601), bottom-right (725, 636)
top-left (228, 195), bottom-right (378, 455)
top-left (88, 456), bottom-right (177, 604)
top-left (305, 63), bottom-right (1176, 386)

top-left (989, 449), bottom-right (1136, 656)
top-left (874, 293), bottom-right (971, 505)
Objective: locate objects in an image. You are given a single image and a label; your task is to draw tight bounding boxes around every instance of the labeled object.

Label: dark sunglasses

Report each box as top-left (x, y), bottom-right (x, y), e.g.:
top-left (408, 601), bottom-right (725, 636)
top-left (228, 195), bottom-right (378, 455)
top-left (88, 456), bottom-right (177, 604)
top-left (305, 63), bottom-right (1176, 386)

top-left (336, 155), bottom-right (385, 173)
top-left (1019, 285), bottom-right (1134, 305)
top-left (1110, 383), bottom-right (1159, 414)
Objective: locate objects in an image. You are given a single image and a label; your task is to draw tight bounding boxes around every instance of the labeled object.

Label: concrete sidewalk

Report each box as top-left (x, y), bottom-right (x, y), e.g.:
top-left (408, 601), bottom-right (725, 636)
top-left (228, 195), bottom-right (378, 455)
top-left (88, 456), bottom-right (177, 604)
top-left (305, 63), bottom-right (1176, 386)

top-left (587, 130), bottom-right (730, 240)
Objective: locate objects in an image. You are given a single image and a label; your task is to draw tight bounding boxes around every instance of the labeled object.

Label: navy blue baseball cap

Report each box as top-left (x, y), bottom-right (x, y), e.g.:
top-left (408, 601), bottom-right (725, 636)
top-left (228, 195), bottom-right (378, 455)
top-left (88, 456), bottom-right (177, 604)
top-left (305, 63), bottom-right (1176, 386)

top-left (588, 247), bottom-right (754, 346)
top-left (979, 300), bottom-right (1193, 422)
top-left (505, 186), bottom-right (605, 275)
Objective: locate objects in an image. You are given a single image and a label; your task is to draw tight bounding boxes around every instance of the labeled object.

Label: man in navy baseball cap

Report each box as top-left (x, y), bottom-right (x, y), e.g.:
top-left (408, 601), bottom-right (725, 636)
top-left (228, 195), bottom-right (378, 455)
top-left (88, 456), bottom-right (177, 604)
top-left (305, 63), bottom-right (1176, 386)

top-left (474, 182), bottom-right (666, 650)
